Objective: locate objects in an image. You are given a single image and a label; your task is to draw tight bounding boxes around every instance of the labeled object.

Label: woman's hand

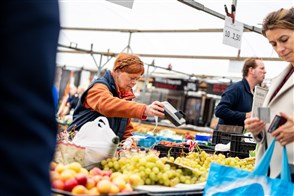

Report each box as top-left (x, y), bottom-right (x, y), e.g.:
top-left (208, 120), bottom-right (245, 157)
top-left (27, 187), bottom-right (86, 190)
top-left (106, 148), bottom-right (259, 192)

top-left (144, 101), bottom-right (165, 117)
top-left (272, 112), bottom-right (294, 146)
top-left (244, 117), bottom-right (266, 136)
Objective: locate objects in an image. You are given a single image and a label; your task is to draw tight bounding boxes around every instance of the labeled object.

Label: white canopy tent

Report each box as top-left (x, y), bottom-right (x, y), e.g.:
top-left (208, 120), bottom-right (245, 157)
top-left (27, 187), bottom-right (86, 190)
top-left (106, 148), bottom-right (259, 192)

top-left (57, 0), bottom-right (293, 80)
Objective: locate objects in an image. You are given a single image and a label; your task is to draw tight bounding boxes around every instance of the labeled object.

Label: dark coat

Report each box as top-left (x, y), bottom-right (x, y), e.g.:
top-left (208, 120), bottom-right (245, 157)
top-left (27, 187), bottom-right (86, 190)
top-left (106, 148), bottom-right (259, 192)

top-left (215, 78), bottom-right (253, 128)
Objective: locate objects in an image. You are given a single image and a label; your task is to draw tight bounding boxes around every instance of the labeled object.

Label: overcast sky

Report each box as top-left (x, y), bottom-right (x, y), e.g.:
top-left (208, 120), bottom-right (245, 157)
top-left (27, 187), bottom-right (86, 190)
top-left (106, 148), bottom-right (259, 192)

top-left (57, 0), bottom-right (293, 79)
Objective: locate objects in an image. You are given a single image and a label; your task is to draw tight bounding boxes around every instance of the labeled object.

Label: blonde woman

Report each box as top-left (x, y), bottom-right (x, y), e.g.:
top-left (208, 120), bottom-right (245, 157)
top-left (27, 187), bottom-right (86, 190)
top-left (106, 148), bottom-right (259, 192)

top-left (244, 7), bottom-right (294, 181)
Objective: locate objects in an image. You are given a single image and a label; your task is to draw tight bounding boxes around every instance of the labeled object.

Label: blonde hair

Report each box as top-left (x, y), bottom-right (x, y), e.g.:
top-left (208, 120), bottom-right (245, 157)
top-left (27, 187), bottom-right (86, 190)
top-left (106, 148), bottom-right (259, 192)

top-left (262, 7), bottom-right (294, 36)
top-left (113, 53), bottom-right (144, 75)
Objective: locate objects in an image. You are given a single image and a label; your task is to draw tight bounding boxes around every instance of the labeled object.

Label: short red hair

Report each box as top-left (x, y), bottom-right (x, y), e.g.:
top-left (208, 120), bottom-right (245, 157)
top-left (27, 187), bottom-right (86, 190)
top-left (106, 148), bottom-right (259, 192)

top-left (113, 53), bottom-right (144, 75)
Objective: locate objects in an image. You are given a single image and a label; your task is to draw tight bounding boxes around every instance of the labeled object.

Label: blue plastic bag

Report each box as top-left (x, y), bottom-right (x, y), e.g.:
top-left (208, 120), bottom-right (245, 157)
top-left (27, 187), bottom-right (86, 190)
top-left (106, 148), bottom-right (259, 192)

top-left (204, 139), bottom-right (294, 196)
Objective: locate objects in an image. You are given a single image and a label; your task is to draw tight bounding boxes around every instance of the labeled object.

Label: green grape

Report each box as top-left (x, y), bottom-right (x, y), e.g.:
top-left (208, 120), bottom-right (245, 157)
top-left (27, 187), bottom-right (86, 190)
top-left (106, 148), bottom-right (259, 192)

top-left (145, 168), bottom-right (151, 175)
top-left (107, 161), bottom-right (113, 168)
top-left (170, 177), bottom-right (180, 187)
top-left (156, 160), bottom-right (165, 170)
top-left (162, 173), bottom-right (169, 181)
top-left (139, 157), bottom-right (147, 165)
top-left (149, 172), bottom-right (157, 181)
top-left (157, 172), bottom-right (163, 179)
top-left (145, 178), bottom-right (152, 185)
top-left (163, 179), bottom-right (170, 186)
top-left (113, 161), bottom-right (120, 170)
top-left (184, 179), bottom-right (191, 184)
top-left (146, 162), bottom-right (155, 168)
top-left (101, 160), bottom-right (107, 166)
top-left (168, 156), bottom-right (175, 162)
top-left (146, 153), bottom-right (158, 163)
top-left (152, 166), bottom-right (160, 174)
top-left (180, 175), bottom-right (186, 183)
top-left (139, 171), bottom-right (145, 178)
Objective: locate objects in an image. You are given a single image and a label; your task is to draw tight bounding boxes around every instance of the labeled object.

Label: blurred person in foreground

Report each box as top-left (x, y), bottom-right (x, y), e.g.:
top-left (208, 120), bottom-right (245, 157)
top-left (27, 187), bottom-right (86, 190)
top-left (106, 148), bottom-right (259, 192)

top-left (215, 57), bottom-right (266, 128)
top-left (244, 7), bottom-right (294, 181)
top-left (67, 53), bottom-right (165, 141)
top-left (0, 1), bottom-right (60, 195)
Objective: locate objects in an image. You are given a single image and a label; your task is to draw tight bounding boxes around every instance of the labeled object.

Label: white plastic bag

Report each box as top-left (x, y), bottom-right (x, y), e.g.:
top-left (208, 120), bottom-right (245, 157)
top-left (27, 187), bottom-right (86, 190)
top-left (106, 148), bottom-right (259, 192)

top-left (72, 116), bottom-right (119, 168)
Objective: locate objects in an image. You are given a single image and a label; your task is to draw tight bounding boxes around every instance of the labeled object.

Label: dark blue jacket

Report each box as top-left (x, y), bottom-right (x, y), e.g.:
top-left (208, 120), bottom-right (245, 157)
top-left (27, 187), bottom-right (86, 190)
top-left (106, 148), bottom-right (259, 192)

top-left (67, 71), bottom-right (128, 140)
top-left (1, 1), bottom-right (60, 195)
top-left (215, 78), bottom-right (253, 128)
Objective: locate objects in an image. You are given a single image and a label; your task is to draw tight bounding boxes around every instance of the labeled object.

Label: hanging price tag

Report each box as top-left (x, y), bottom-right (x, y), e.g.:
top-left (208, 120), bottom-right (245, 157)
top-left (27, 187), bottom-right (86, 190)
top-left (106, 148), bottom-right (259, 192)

top-left (222, 16), bottom-right (244, 49)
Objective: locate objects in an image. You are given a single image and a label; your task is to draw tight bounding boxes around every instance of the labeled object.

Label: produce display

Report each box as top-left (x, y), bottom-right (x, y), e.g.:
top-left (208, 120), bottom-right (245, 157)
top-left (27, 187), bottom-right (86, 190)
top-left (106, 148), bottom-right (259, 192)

top-left (100, 150), bottom-right (255, 187)
top-left (50, 161), bottom-right (141, 195)
top-left (52, 121), bottom-right (256, 195)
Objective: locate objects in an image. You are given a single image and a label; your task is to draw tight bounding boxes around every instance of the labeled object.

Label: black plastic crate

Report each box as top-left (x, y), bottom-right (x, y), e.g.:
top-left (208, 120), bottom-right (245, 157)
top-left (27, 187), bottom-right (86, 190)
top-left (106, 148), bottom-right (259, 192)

top-left (229, 134), bottom-right (256, 158)
top-left (198, 144), bottom-right (215, 154)
top-left (227, 151), bottom-right (251, 159)
top-left (212, 130), bottom-right (232, 145)
top-left (154, 144), bottom-right (216, 158)
top-left (211, 131), bottom-right (256, 159)
top-left (154, 144), bottom-right (189, 158)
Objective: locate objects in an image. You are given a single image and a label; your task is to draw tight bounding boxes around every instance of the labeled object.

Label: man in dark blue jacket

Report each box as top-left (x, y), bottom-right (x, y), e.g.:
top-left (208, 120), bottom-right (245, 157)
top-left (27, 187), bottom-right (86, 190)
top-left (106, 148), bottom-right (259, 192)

top-left (215, 58), bottom-right (266, 128)
top-left (0, 1), bottom-right (60, 195)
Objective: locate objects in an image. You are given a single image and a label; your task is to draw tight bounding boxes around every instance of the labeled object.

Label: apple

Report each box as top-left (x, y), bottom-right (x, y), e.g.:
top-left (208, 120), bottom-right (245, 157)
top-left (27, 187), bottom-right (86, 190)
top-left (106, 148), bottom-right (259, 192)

top-left (101, 175), bottom-right (110, 181)
top-left (102, 170), bottom-right (112, 177)
top-left (121, 183), bottom-right (133, 192)
top-left (55, 163), bottom-right (65, 174)
top-left (128, 174), bottom-right (141, 187)
top-left (89, 167), bottom-right (103, 176)
top-left (50, 162), bottom-right (57, 171)
top-left (110, 172), bottom-right (123, 181)
top-left (64, 178), bottom-right (78, 192)
top-left (109, 183), bottom-right (120, 194)
top-left (79, 168), bottom-right (89, 175)
top-left (60, 170), bottom-right (75, 181)
top-left (112, 176), bottom-right (126, 191)
top-left (88, 187), bottom-right (99, 195)
top-left (75, 173), bottom-right (87, 186)
top-left (97, 179), bottom-right (111, 194)
top-left (93, 175), bottom-right (102, 184)
top-left (66, 162), bottom-right (82, 173)
top-left (51, 179), bottom-right (65, 190)
top-left (86, 177), bottom-right (96, 189)
top-left (50, 171), bottom-right (60, 181)
top-left (71, 185), bottom-right (88, 195)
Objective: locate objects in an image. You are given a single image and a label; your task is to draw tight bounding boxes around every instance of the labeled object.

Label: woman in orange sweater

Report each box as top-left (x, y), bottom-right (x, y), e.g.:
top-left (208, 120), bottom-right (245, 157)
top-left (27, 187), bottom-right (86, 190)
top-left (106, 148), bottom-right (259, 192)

top-left (67, 53), bottom-right (165, 140)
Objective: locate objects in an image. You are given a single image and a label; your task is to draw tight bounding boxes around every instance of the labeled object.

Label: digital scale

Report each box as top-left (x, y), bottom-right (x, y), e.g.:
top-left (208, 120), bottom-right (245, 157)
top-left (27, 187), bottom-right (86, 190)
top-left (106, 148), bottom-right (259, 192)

top-left (162, 101), bottom-right (186, 126)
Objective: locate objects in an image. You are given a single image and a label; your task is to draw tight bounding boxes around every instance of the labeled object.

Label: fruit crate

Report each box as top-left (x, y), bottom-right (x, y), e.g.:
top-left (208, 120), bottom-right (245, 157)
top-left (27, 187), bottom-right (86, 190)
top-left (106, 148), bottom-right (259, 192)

top-left (154, 144), bottom-right (215, 158)
top-left (212, 131), bottom-right (256, 158)
top-left (154, 144), bottom-right (189, 158)
top-left (211, 130), bottom-right (232, 145)
top-left (229, 134), bottom-right (256, 158)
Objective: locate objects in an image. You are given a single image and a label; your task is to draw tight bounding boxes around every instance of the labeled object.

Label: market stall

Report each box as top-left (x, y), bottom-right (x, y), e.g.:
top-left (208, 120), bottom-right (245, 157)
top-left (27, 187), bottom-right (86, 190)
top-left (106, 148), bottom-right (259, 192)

top-left (53, 115), bottom-right (256, 196)
top-left (50, 1), bottom-right (294, 195)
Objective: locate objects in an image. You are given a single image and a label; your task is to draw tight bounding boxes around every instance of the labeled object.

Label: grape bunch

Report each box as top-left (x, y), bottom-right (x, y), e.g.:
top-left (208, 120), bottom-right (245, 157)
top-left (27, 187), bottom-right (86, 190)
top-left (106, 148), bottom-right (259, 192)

top-left (100, 152), bottom-right (201, 186)
top-left (100, 151), bottom-right (255, 186)
top-left (173, 151), bottom-right (255, 182)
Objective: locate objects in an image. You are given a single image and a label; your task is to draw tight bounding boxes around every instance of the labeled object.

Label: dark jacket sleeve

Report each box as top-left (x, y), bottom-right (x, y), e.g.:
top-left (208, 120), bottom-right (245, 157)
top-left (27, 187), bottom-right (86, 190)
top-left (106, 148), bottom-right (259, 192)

top-left (215, 86), bottom-right (246, 124)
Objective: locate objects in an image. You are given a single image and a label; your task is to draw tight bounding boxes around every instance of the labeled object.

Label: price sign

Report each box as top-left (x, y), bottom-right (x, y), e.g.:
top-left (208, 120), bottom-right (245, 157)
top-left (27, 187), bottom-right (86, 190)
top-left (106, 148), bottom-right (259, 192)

top-left (251, 86), bottom-right (269, 118)
top-left (222, 16), bottom-right (244, 49)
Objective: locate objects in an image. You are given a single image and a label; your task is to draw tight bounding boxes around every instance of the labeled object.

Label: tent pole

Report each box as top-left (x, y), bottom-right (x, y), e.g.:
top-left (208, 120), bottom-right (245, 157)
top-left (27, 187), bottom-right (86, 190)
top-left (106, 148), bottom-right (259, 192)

top-left (178, 0), bottom-right (261, 34)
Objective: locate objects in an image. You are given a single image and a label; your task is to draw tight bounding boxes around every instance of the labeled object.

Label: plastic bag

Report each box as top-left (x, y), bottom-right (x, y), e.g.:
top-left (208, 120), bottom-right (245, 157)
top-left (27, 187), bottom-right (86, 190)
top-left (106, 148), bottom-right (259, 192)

top-left (204, 139), bottom-right (294, 196)
top-left (72, 116), bottom-right (119, 168)
top-left (54, 141), bottom-right (85, 165)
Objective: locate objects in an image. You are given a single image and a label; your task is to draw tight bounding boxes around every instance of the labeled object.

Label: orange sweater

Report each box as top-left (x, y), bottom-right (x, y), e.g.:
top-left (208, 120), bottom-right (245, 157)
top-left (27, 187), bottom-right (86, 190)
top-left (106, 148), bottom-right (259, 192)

top-left (83, 83), bottom-right (146, 139)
